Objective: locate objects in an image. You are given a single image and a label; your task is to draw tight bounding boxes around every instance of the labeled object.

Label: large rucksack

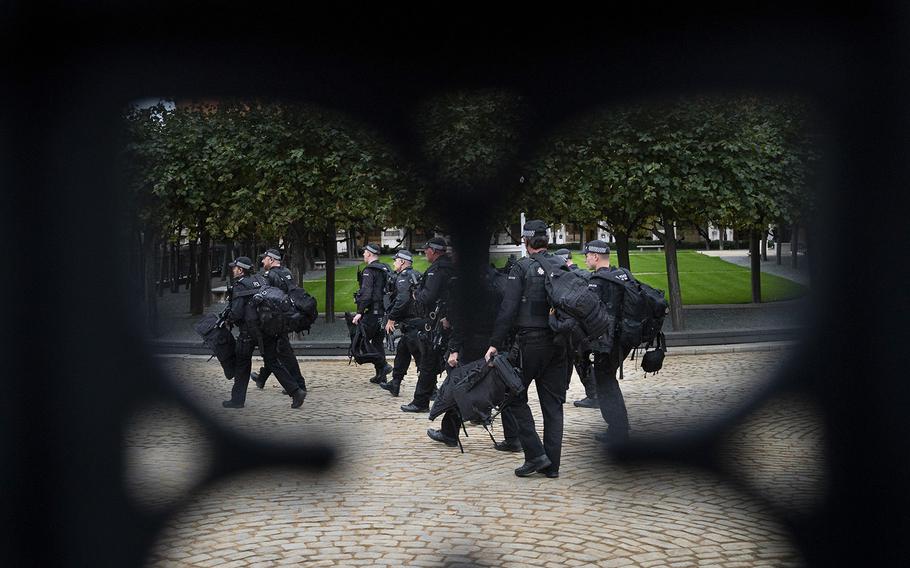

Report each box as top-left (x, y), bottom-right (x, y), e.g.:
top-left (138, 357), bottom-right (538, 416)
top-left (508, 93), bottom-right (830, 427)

top-left (243, 276), bottom-right (319, 336)
top-left (594, 267), bottom-right (668, 350)
top-left (529, 253), bottom-right (614, 343)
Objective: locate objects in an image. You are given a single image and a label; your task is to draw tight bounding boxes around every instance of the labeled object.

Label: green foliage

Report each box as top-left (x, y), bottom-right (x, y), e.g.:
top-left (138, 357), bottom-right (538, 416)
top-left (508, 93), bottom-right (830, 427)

top-left (525, 94), bottom-right (820, 235)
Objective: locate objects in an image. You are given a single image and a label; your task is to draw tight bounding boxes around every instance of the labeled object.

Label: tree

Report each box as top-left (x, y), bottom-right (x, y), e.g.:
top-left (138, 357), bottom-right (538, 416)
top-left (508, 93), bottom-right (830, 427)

top-left (412, 89), bottom-right (532, 239)
top-left (247, 101), bottom-right (409, 322)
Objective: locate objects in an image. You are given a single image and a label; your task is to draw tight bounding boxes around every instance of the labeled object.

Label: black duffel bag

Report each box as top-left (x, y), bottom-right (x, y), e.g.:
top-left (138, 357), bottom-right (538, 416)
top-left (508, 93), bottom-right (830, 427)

top-left (194, 313), bottom-right (236, 380)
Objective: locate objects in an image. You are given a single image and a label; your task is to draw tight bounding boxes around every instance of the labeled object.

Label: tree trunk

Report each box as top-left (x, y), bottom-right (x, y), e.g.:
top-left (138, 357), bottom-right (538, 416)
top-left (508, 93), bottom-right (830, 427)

top-left (750, 230), bottom-right (762, 303)
top-left (158, 241), bottom-right (167, 298)
top-left (579, 225), bottom-right (586, 251)
top-left (615, 231), bottom-right (631, 270)
top-left (203, 235), bottom-right (214, 308)
top-left (323, 222), bottom-right (337, 323)
top-left (187, 240), bottom-right (196, 292)
top-left (791, 222), bottom-right (800, 269)
top-left (761, 230), bottom-right (768, 261)
top-left (660, 218), bottom-right (685, 331)
top-left (776, 225), bottom-right (783, 265)
top-left (144, 233), bottom-right (160, 336)
top-left (221, 240), bottom-right (230, 281)
top-left (347, 226), bottom-right (356, 259)
top-left (718, 226), bottom-right (725, 251)
top-left (171, 243), bottom-right (180, 293)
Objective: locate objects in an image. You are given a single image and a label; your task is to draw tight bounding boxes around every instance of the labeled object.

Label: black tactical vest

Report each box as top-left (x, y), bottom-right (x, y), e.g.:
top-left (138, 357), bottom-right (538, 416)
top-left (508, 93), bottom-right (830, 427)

top-left (516, 256), bottom-right (551, 328)
top-left (265, 266), bottom-right (294, 292)
top-left (365, 261), bottom-right (391, 311)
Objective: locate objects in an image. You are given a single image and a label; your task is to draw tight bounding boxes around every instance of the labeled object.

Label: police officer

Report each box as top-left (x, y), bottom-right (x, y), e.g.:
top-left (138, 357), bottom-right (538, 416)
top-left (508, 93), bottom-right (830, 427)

top-left (222, 257), bottom-right (305, 409)
top-left (427, 259), bottom-right (504, 447)
top-left (250, 249), bottom-right (308, 394)
top-left (583, 240), bottom-right (631, 445)
top-left (401, 237), bottom-right (454, 413)
top-left (554, 248), bottom-right (598, 409)
top-left (381, 250), bottom-right (422, 398)
top-left (352, 243), bottom-right (393, 385)
top-left (484, 220), bottom-right (568, 478)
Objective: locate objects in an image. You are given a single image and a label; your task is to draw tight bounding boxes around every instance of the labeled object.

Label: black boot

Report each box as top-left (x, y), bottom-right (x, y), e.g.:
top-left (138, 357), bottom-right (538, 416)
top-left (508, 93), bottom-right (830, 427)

top-left (494, 439), bottom-right (522, 452)
top-left (370, 363), bottom-right (393, 384)
top-left (400, 402), bottom-right (429, 413)
top-left (514, 454), bottom-right (552, 477)
top-left (291, 388), bottom-right (306, 409)
top-left (380, 377), bottom-right (402, 397)
top-left (251, 372), bottom-right (265, 390)
top-left (427, 428), bottom-right (458, 447)
top-left (222, 400), bottom-right (244, 409)
top-left (573, 396), bottom-right (598, 408)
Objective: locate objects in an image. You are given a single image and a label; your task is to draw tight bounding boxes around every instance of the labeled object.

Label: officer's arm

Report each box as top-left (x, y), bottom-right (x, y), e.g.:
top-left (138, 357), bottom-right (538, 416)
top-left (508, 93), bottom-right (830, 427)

top-left (489, 263), bottom-right (523, 350)
top-left (355, 270), bottom-right (374, 314)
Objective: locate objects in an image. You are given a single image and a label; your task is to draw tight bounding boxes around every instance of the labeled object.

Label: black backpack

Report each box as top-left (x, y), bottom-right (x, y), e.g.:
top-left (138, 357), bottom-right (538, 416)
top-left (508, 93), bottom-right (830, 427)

top-left (529, 253), bottom-right (614, 343)
top-left (593, 267), bottom-right (669, 374)
top-left (604, 267), bottom-right (668, 349)
top-left (248, 278), bottom-right (319, 336)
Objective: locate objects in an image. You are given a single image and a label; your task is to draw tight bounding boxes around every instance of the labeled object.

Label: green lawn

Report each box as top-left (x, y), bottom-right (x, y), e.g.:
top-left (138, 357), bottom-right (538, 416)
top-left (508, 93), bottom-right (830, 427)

top-left (302, 251), bottom-right (808, 312)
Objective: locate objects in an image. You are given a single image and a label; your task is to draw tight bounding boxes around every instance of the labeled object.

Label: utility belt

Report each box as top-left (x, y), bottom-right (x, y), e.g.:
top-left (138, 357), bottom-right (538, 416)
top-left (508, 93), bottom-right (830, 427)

top-left (400, 319), bottom-right (426, 333)
top-left (517, 327), bottom-right (554, 341)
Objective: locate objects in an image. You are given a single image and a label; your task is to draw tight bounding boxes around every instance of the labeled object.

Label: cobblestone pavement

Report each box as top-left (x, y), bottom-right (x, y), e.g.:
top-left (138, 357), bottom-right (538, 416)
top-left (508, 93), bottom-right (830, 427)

top-left (130, 351), bottom-right (824, 567)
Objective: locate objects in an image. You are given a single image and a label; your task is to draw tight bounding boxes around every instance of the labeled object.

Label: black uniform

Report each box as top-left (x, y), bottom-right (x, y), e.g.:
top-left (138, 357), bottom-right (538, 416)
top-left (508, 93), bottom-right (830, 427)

top-left (490, 253), bottom-right (570, 474)
top-left (255, 266), bottom-right (307, 391)
top-left (408, 254), bottom-right (455, 409)
top-left (386, 266), bottom-right (422, 392)
top-left (587, 266), bottom-right (631, 441)
top-left (226, 274), bottom-right (301, 406)
top-left (355, 260), bottom-right (393, 377)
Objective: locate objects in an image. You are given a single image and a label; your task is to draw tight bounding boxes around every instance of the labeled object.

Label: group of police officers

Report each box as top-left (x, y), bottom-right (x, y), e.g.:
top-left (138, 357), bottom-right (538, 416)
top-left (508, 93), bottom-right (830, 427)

top-left (220, 220), bottom-right (631, 479)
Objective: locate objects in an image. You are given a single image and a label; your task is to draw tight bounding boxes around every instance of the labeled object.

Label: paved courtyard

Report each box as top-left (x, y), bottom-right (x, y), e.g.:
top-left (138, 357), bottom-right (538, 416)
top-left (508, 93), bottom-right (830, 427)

top-left (129, 350), bottom-right (824, 567)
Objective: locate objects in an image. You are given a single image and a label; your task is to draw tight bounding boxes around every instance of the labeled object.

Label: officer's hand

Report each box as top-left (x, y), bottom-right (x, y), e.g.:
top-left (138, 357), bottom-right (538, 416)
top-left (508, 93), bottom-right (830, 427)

top-left (441, 317), bottom-right (450, 330)
top-left (385, 319), bottom-right (395, 333)
top-left (447, 351), bottom-right (459, 367)
top-left (352, 313), bottom-right (362, 325)
top-left (484, 346), bottom-right (497, 365)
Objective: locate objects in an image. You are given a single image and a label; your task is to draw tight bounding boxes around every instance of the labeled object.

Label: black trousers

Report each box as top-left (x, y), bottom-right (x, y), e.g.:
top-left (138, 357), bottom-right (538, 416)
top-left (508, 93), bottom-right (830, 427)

top-left (411, 332), bottom-right (443, 407)
top-left (500, 330), bottom-right (569, 471)
top-left (574, 350), bottom-right (597, 399)
top-left (230, 332), bottom-right (257, 405)
top-left (361, 314), bottom-right (388, 374)
top-left (392, 324), bottom-right (423, 383)
top-left (257, 334), bottom-right (306, 390)
top-left (258, 334), bottom-right (302, 398)
top-left (593, 347), bottom-right (631, 435)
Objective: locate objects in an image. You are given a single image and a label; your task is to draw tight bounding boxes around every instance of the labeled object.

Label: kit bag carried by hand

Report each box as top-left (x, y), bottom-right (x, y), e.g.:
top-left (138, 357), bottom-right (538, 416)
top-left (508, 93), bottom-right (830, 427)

top-left (194, 312), bottom-right (236, 380)
top-left (344, 311), bottom-right (383, 365)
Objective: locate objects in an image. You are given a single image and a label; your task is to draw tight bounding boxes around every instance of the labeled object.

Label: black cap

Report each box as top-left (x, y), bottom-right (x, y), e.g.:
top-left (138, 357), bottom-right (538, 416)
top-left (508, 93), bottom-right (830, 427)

top-left (228, 256), bottom-right (254, 270)
top-left (362, 243), bottom-right (381, 255)
top-left (554, 248), bottom-right (571, 260)
top-left (394, 250), bottom-right (413, 262)
top-left (423, 237), bottom-right (447, 251)
top-left (584, 240), bottom-right (610, 255)
top-left (521, 219), bottom-right (549, 238)
top-left (264, 248), bottom-right (282, 261)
